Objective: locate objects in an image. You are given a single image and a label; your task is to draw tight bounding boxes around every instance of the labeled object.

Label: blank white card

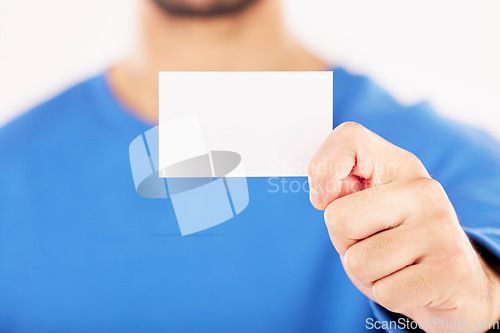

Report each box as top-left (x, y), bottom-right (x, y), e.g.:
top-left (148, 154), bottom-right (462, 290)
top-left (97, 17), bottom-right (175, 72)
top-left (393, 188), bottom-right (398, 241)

top-left (159, 71), bottom-right (333, 177)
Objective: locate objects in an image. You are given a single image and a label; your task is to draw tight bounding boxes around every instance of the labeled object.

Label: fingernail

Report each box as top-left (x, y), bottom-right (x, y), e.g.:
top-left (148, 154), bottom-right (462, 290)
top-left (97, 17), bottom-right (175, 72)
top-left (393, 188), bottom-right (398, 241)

top-left (310, 189), bottom-right (323, 209)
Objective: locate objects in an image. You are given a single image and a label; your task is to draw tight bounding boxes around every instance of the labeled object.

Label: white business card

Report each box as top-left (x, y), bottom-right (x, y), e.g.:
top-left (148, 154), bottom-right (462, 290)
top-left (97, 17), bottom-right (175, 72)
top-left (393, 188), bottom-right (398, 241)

top-left (159, 71), bottom-right (333, 177)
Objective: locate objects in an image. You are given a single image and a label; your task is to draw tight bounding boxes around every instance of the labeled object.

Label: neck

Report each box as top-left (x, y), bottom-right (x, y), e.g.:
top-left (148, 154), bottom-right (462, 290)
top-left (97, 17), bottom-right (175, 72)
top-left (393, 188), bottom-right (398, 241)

top-left (108, 0), bottom-right (327, 124)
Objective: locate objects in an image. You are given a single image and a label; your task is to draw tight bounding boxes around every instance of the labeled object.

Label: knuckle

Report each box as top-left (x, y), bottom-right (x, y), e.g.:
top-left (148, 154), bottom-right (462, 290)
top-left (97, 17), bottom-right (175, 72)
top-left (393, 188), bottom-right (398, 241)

top-left (345, 242), bottom-right (383, 284)
top-left (426, 178), bottom-right (445, 195)
top-left (403, 151), bottom-right (422, 167)
top-left (411, 177), bottom-right (447, 209)
top-left (400, 150), bottom-right (427, 174)
top-left (334, 121), bottom-right (365, 140)
top-left (372, 281), bottom-right (402, 313)
top-left (374, 276), bottom-right (421, 314)
top-left (414, 177), bottom-right (438, 193)
top-left (344, 247), bottom-right (365, 278)
top-left (324, 203), bottom-right (345, 235)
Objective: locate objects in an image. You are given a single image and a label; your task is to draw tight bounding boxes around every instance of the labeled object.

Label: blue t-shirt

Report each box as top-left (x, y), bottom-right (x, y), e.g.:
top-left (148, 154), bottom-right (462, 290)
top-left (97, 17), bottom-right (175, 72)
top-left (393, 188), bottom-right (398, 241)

top-left (1, 68), bottom-right (500, 333)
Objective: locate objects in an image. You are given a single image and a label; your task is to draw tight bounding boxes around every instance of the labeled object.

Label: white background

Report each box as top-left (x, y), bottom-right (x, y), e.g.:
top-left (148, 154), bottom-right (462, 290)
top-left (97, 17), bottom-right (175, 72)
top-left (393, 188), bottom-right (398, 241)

top-left (1, 0), bottom-right (499, 138)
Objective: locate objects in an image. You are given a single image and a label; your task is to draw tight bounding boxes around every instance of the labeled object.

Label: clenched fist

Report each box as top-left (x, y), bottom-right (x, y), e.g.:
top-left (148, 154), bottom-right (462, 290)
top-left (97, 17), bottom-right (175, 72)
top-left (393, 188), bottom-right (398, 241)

top-left (308, 122), bottom-right (500, 333)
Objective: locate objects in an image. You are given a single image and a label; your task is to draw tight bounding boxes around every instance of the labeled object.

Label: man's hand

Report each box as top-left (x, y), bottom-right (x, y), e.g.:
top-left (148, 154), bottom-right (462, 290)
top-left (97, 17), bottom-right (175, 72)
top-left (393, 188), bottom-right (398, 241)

top-left (308, 122), bottom-right (500, 333)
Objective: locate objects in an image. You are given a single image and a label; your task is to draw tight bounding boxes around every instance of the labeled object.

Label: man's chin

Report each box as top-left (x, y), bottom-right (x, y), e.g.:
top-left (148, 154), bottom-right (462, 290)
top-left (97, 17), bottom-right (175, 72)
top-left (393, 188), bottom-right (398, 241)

top-left (151, 0), bottom-right (260, 18)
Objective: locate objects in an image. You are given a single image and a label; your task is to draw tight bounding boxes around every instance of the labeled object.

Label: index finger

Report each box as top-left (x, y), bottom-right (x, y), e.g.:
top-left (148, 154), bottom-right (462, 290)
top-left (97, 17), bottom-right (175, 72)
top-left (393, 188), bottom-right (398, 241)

top-left (307, 122), bottom-right (428, 209)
